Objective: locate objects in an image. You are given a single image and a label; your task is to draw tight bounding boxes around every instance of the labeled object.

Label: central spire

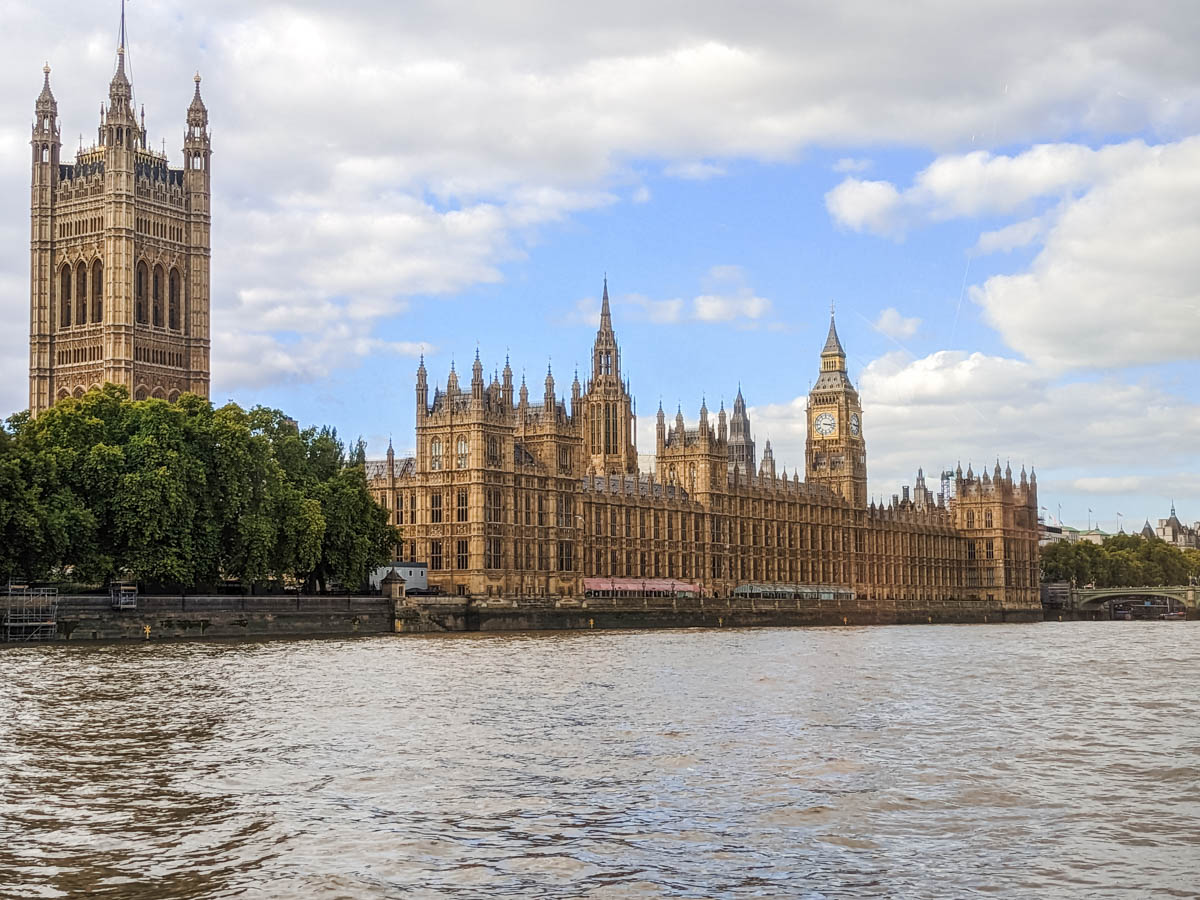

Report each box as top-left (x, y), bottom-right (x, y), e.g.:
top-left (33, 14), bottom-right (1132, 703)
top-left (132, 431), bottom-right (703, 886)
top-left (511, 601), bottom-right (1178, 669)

top-left (599, 274), bottom-right (612, 334)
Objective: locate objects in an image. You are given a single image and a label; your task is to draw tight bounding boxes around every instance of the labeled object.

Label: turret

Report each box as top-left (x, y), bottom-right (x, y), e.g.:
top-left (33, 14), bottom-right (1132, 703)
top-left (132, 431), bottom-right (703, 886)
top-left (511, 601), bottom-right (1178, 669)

top-left (759, 440), bottom-right (776, 480)
top-left (471, 349), bottom-right (484, 402)
top-left (415, 355), bottom-right (428, 419)
top-left (699, 397), bottom-right (709, 437)
top-left (544, 363), bottom-right (555, 410)
top-left (447, 361), bottom-right (459, 394)
top-left (501, 355), bottom-right (513, 408)
top-left (184, 72), bottom-right (210, 179)
top-left (32, 63), bottom-right (60, 169)
top-left (571, 368), bottom-right (581, 416)
top-left (519, 373), bottom-right (529, 409)
top-left (717, 401), bottom-right (727, 443)
top-left (656, 402), bottom-right (666, 453)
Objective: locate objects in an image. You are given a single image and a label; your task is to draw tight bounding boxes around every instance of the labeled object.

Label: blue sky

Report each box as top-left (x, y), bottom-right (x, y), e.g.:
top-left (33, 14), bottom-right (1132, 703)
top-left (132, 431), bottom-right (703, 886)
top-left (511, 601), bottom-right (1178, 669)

top-left (3, 1), bottom-right (1199, 533)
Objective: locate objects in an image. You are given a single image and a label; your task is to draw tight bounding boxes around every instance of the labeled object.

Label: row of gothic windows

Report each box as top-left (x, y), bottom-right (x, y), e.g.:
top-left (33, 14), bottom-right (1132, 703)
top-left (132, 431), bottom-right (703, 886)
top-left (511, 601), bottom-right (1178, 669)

top-left (58, 217), bottom-right (102, 238)
top-left (965, 510), bottom-right (994, 529)
top-left (134, 261), bottom-right (183, 330)
top-left (429, 436), bottom-right (470, 471)
top-left (58, 261), bottom-right (103, 328)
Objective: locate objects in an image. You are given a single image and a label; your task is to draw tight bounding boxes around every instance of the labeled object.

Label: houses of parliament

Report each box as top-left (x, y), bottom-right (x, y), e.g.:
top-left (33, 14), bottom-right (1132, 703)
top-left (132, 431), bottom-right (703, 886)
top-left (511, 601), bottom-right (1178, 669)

top-left (26, 20), bottom-right (1039, 612)
top-left (367, 282), bottom-right (1041, 610)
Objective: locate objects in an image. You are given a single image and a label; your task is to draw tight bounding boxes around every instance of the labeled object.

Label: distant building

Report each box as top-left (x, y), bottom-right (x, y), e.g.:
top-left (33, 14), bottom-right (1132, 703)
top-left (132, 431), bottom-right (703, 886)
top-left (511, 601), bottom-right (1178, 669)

top-left (1155, 504), bottom-right (1199, 549)
top-left (1040, 522), bottom-right (1067, 547)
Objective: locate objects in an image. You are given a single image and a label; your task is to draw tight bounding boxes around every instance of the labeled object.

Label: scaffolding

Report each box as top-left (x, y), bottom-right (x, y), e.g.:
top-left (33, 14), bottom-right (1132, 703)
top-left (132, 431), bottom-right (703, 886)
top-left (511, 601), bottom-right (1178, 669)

top-left (3, 583), bottom-right (59, 643)
top-left (110, 582), bottom-right (137, 610)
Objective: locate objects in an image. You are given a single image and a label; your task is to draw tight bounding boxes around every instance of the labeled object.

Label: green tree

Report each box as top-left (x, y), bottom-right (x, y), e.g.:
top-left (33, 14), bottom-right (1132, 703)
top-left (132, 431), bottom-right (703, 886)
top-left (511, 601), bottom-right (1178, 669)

top-left (2, 387), bottom-right (396, 592)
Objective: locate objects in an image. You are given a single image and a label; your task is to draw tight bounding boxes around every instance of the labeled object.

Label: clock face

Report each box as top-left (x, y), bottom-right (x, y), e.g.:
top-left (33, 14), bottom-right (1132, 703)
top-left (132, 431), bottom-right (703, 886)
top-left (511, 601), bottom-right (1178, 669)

top-left (850, 413), bottom-right (860, 436)
top-left (814, 413), bottom-right (836, 436)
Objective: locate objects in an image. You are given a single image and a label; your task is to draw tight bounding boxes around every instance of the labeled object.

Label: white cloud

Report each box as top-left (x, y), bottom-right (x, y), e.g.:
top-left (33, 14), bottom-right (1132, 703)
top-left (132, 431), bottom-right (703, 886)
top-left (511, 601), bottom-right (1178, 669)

top-left (631, 185), bottom-right (652, 204)
top-left (216, 329), bottom-right (431, 390)
top-left (823, 136), bottom-right (1200, 372)
top-left (693, 292), bottom-right (771, 322)
top-left (824, 140), bottom-right (1153, 237)
top-left (971, 216), bottom-right (1045, 255)
top-left (873, 307), bottom-right (921, 339)
top-left (833, 157), bottom-right (872, 173)
top-left (971, 138), bottom-right (1200, 370)
top-left (664, 161), bottom-right (726, 180)
top-left (622, 293), bottom-right (686, 324)
top-left (824, 179), bottom-right (903, 236)
top-left (576, 267), bottom-right (772, 327)
top-left (691, 265), bottom-right (772, 322)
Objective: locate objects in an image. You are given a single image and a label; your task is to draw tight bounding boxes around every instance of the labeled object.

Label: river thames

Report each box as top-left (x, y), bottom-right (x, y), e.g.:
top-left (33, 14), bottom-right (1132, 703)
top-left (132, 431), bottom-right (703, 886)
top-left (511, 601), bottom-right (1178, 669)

top-left (2, 623), bottom-right (1198, 898)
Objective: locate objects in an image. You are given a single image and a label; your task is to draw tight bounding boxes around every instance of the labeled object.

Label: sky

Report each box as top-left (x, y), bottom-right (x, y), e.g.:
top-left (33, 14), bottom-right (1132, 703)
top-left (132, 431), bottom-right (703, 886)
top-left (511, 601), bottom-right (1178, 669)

top-left (3, 1), bottom-right (1199, 533)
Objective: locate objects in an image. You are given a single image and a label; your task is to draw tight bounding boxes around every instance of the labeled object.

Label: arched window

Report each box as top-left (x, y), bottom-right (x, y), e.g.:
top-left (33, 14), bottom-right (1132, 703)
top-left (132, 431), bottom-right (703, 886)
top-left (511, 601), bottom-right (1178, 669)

top-left (91, 260), bottom-right (103, 322)
top-left (966, 510), bottom-right (975, 529)
top-left (76, 263), bottom-right (88, 325)
top-left (59, 265), bottom-right (72, 328)
top-left (456, 436), bottom-right (468, 469)
top-left (985, 510), bottom-right (993, 529)
top-left (430, 438), bottom-right (443, 471)
top-left (152, 265), bottom-right (164, 327)
top-left (135, 261), bottom-right (148, 324)
top-left (168, 269), bottom-right (181, 330)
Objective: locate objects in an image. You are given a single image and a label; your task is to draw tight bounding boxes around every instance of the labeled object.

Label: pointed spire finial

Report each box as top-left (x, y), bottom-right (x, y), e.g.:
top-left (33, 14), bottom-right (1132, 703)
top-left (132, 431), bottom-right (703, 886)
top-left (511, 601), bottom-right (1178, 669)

top-left (822, 308), bottom-right (846, 356)
top-left (599, 274), bottom-right (612, 331)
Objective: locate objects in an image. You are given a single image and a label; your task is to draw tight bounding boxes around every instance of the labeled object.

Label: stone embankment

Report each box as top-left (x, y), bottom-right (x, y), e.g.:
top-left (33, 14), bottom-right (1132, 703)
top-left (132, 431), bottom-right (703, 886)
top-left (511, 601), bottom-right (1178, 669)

top-left (395, 595), bottom-right (1043, 634)
top-left (47, 595), bottom-right (394, 642)
top-left (14, 593), bottom-right (1042, 644)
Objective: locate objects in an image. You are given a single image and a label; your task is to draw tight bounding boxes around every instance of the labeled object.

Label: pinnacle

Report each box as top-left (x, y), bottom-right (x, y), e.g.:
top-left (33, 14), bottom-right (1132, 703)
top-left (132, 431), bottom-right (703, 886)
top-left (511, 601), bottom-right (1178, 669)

top-left (822, 311), bottom-right (845, 356)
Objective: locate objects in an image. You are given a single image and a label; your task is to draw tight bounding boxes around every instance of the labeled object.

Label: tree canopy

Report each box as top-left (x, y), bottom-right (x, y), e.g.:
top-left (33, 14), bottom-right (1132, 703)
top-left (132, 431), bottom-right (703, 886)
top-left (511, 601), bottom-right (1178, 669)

top-left (0, 386), bottom-right (396, 591)
top-left (1041, 533), bottom-right (1200, 587)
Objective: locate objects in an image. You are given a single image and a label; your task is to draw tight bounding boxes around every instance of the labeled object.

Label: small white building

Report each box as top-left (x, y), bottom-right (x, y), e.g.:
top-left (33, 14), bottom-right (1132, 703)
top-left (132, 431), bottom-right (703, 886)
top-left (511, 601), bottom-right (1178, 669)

top-left (369, 562), bottom-right (428, 592)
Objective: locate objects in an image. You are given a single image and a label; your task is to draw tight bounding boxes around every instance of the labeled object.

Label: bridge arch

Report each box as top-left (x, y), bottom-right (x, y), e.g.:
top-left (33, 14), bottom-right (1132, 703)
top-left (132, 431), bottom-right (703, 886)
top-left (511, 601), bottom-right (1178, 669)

top-left (1074, 586), bottom-right (1195, 610)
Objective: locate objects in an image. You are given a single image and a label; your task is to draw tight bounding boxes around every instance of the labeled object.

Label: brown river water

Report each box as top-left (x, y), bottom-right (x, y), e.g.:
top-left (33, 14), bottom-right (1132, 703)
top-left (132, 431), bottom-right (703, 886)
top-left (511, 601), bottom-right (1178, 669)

top-left (2, 623), bottom-right (1198, 899)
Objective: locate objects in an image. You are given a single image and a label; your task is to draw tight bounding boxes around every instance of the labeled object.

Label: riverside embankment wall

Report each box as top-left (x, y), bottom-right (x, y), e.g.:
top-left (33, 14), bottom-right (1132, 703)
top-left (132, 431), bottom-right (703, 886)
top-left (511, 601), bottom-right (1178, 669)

top-left (19, 593), bottom-right (1042, 644)
top-left (396, 595), bottom-right (1043, 633)
top-left (50, 595), bottom-right (394, 642)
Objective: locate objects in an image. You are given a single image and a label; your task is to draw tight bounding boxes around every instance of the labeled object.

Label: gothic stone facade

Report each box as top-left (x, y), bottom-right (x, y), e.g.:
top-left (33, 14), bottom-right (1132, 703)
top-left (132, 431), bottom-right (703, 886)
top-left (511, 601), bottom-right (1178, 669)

top-left (368, 283), bottom-right (1041, 609)
top-left (29, 41), bottom-right (211, 415)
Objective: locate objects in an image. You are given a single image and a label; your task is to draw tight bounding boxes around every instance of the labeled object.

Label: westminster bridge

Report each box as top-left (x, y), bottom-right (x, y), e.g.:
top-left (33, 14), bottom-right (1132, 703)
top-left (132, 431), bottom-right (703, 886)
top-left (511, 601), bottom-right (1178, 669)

top-left (1040, 584), bottom-right (1196, 620)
